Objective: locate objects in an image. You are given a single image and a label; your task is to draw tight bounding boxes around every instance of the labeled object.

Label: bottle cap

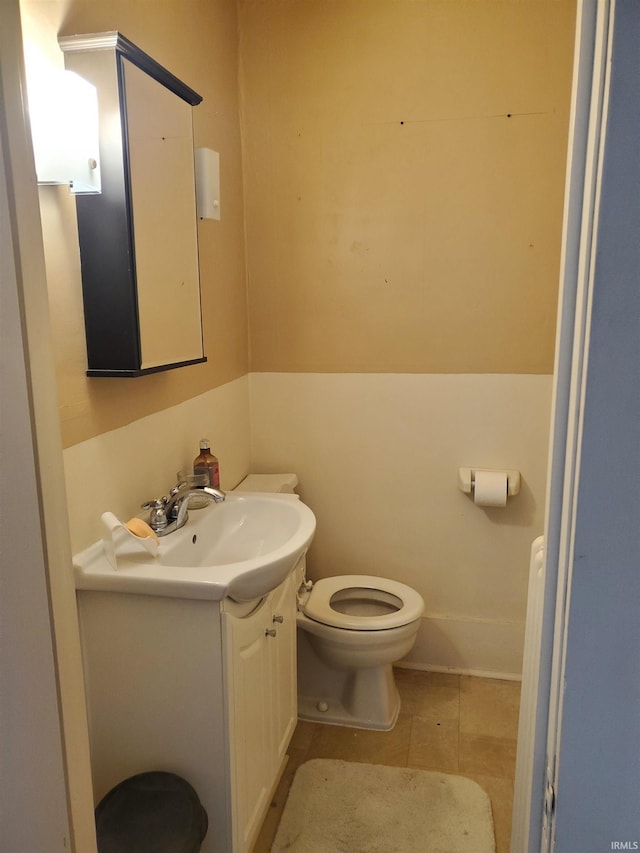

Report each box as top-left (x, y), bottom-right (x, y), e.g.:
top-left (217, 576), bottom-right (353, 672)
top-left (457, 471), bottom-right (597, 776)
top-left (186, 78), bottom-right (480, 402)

top-left (199, 439), bottom-right (210, 450)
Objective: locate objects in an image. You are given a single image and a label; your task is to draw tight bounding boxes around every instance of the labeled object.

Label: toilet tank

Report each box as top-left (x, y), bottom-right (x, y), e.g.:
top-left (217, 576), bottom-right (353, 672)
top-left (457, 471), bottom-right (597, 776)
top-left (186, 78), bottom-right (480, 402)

top-left (233, 473), bottom-right (299, 494)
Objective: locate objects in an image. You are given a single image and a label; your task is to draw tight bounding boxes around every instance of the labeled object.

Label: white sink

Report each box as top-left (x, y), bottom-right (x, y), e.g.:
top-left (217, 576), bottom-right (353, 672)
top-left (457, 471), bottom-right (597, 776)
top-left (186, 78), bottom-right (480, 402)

top-left (74, 493), bottom-right (316, 602)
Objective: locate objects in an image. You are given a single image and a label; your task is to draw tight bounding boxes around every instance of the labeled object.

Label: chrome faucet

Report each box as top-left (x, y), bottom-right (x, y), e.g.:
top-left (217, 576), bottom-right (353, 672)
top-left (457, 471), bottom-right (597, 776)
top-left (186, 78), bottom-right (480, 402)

top-left (143, 484), bottom-right (226, 537)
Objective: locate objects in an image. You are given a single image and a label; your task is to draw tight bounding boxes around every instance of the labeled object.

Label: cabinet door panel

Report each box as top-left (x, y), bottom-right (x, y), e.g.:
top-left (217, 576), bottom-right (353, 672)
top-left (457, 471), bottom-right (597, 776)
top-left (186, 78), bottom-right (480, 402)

top-left (269, 575), bottom-right (298, 769)
top-left (224, 600), bottom-right (271, 853)
top-left (223, 574), bottom-right (299, 853)
top-left (123, 58), bottom-right (202, 369)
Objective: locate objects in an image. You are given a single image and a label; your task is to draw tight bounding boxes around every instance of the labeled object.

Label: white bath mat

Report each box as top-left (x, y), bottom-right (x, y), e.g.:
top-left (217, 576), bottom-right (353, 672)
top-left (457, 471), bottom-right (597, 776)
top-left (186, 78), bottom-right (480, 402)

top-left (272, 759), bottom-right (495, 853)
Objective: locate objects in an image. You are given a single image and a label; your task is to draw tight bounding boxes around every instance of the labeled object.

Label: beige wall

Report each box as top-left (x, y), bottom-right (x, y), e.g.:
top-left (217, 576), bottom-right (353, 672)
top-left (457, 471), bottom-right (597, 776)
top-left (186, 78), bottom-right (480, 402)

top-left (21, 0), bottom-right (249, 448)
top-left (240, 0), bottom-right (575, 374)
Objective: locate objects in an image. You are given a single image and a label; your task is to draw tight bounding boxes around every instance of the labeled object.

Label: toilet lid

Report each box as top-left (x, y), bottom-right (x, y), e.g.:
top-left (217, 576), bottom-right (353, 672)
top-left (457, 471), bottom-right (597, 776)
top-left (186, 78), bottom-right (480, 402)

top-left (302, 575), bottom-right (424, 631)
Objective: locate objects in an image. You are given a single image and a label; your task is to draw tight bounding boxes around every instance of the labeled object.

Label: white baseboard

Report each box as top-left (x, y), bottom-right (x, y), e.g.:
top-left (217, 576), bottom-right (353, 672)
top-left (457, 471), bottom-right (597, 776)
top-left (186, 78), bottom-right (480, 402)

top-left (398, 613), bottom-right (525, 681)
top-left (395, 661), bottom-right (522, 682)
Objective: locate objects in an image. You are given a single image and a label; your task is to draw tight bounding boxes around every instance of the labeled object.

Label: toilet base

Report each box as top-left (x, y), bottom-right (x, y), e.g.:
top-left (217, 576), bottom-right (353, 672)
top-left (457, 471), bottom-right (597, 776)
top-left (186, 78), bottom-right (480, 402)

top-left (297, 626), bottom-right (402, 731)
top-left (298, 673), bottom-right (401, 731)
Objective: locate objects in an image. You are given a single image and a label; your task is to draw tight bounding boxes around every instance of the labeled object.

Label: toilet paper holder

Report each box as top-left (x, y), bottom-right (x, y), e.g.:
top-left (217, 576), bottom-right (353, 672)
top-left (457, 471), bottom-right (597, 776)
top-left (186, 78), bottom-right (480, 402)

top-left (457, 467), bottom-right (520, 497)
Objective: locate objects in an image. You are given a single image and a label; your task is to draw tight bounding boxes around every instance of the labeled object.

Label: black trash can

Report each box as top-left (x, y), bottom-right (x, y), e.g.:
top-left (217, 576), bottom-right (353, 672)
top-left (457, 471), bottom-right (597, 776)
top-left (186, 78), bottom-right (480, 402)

top-left (95, 771), bottom-right (208, 853)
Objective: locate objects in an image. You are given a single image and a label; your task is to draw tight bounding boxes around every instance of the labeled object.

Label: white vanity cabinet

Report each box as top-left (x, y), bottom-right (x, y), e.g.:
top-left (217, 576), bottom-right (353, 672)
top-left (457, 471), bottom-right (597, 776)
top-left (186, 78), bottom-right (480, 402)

top-left (77, 565), bottom-right (300, 853)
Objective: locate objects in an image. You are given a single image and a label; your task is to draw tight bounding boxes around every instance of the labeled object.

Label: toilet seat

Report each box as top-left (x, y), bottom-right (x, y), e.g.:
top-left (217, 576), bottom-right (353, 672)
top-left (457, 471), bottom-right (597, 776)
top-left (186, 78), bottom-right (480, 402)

top-left (302, 575), bottom-right (424, 631)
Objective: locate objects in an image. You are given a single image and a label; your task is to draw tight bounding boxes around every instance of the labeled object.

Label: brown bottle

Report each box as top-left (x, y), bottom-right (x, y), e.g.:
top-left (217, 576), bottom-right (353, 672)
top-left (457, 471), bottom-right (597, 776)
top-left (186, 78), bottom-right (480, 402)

top-left (193, 439), bottom-right (220, 489)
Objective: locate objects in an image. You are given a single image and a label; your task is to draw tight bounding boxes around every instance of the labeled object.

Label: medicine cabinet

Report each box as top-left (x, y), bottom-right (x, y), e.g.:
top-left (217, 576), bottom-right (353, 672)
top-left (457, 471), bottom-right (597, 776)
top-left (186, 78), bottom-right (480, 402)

top-left (60, 32), bottom-right (206, 376)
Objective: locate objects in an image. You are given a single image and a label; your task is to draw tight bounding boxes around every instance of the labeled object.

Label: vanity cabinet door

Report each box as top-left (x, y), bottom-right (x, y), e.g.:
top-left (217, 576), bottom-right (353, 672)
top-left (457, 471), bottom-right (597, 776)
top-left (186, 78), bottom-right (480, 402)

top-left (223, 573), bottom-right (298, 853)
top-left (268, 572), bottom-right (298, 773)
top-left (223, 596), bottom-right (272, 853)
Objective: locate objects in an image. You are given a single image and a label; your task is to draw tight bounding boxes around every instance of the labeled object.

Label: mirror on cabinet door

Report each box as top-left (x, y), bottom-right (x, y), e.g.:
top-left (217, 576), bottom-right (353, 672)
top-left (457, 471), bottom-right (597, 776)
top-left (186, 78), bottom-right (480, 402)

top-left (59, 32), bottom-right (206, 377)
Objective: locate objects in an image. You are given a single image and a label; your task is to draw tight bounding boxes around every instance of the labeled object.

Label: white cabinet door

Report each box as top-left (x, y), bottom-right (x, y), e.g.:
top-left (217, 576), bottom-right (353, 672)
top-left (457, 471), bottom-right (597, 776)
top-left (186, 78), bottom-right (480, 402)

top-left (223, 573), bottom-right (299, 853)
top-left (268, 573), bottom-right (298, 773)
top-left (224, 596), bottom-right (272, 853)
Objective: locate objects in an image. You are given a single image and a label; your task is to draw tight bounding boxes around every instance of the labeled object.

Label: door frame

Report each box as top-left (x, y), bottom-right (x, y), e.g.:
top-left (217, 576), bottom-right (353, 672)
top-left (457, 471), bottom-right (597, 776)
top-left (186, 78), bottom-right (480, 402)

top-left (0, 0), bottom-right (97, 849)
top-left (512, 1), bottom-right (615, 850)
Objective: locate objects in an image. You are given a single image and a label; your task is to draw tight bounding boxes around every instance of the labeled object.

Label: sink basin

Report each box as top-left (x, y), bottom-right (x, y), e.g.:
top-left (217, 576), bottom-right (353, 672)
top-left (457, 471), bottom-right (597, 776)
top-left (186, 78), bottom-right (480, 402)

top-left (74, 493), bottom-right (316, 602)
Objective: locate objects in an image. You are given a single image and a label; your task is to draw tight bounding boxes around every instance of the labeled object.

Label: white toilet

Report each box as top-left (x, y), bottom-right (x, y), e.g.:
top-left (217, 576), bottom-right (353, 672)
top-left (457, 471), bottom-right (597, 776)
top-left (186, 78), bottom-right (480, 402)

top-left (296, 574), bottom-right (424, 730)
top-left (234, 474), bottom-right (425, 731)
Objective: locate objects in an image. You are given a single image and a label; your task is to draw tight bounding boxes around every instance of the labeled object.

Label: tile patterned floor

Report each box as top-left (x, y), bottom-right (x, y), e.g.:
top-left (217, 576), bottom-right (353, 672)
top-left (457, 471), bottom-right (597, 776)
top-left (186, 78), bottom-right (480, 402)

top-left (253, 669), bottom-right (521, 853)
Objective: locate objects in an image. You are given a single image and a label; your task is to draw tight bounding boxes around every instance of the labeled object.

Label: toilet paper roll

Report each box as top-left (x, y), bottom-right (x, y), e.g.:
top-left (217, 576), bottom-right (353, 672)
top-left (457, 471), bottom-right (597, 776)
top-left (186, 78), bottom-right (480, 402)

top-left (473, 470), bottom-right (508, 507)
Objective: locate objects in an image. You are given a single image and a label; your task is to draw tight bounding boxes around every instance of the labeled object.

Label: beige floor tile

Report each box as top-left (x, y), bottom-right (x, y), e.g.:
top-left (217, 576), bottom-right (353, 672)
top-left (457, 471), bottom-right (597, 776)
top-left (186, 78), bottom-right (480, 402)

top-left (459, 676), bottom-right (521, 740)
top-left (459, 732), bottom-right (518, 779)
top-left (407, 715), bottom-right (459, 773)
top-left (288, 719), bottom-right (320, 752)
top-left (464, 773), bottom-right (515, 853)
top-left (251, 747), bottom-right (308, 853)
top-left (306, 712), bottom-right (412, 767)
top-left (395, 666), bottom-right (460, 690)
top-left (395, 668), bottom-right (460, 721)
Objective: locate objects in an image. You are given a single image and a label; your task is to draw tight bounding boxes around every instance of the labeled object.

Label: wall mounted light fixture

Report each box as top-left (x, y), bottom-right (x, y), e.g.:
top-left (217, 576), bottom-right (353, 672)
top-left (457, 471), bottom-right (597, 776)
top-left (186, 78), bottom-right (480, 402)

top-left (27, 49), bottom-right (101, 194)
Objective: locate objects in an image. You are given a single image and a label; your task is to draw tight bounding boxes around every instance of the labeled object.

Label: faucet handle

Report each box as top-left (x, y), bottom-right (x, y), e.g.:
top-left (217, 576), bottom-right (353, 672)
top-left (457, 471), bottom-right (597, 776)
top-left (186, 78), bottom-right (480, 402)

top-left (141, 498), bottom-right (169, 532)
top-left (141, 497), bottom-right (168, 510)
